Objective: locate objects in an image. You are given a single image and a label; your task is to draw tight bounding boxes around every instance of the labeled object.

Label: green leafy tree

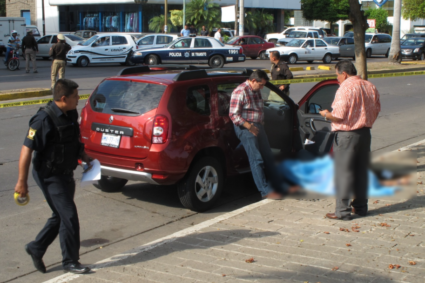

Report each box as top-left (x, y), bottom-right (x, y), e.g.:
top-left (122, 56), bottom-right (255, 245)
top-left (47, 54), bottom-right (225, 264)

top-left (149, 15), bottom-right (174, 33)
top-left (245, 10), bottom-right (274, 36)
top-left (364, 8), bottom-right (392, 34)
top-left (186, 0), bottom-right (221, 32)
top-left (170, 10), bottom-right (183, 29)
top-left (301, 0), bottom-right (350, 32)
top-left (402, 0), bottom-right (425, 21)
top-left (0, 0), bottom-right (6, 17)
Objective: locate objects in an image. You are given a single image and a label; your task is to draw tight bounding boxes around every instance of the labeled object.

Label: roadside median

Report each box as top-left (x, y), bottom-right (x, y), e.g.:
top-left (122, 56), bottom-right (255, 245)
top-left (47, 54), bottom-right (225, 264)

top-left (0, 88), bottom-right (51, 102)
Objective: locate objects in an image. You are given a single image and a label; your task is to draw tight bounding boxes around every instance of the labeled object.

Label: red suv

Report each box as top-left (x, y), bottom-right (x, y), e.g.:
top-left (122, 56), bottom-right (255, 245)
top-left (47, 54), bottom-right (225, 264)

top-left (80, 66), bottom-right (340, 211)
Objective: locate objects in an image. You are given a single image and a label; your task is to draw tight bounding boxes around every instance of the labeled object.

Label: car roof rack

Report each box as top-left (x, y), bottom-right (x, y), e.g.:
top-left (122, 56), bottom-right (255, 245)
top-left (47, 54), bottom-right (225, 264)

top-left (117, 65), bottom-right (209, 76)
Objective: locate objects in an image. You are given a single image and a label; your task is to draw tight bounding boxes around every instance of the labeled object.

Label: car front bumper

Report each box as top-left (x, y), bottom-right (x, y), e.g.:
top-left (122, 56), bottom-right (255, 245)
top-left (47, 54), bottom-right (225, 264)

top-left (66, 55), bottom-right (78, 63)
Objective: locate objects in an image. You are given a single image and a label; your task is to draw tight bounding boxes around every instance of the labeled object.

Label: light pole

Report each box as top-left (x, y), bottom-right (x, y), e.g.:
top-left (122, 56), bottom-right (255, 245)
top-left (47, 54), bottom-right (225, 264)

top-left (239, 0), bottom-right (244, 36)
top-left (164, 0), bottom-right (168, 33)
top-left (183, 0), bottom-right (186, 27)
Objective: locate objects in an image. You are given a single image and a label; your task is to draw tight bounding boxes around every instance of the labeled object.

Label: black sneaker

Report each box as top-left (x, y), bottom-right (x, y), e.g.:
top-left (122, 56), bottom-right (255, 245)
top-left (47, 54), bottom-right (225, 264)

top-left (63, 263), bottom-right (91, 274)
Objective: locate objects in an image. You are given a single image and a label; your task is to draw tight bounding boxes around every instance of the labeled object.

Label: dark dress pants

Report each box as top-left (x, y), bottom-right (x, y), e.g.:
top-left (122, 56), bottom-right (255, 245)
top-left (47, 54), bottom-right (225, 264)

top-left (27, 169), bottom-right (80, 267)
top-left (333, 128), bottom-right (371, 218)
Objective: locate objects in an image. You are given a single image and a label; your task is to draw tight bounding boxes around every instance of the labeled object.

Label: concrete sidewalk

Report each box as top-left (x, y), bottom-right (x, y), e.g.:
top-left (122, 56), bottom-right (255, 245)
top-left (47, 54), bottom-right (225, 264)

top-left (45, 143), bottom-right (425, 283)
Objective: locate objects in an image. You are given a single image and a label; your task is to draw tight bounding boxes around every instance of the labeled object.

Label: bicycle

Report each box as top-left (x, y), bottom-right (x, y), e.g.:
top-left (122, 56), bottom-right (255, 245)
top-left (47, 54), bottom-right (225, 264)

top-left (5, 48), bottom-right (20, 71)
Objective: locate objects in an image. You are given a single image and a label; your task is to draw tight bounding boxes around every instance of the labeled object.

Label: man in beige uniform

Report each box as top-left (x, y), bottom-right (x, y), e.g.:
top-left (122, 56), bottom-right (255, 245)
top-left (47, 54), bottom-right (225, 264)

top-left (49, 34), bottom-right (71, 89)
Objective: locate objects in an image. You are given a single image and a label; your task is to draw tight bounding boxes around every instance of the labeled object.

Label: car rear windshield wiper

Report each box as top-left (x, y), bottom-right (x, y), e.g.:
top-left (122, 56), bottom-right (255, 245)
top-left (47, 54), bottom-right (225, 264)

top-left (110, 108), bottom-right (140, 114)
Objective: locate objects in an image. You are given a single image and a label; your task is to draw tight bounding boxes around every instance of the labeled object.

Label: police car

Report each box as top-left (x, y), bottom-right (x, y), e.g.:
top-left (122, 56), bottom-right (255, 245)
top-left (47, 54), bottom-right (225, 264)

top-left (130, 36), bottom-right (245, 68)
top-left (66, 33), bottom-right (137, 67)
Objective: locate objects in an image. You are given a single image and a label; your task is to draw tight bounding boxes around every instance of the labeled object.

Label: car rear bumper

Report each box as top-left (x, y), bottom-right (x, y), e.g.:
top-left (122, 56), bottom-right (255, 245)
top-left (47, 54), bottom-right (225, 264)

top-left (66, 56), bottom-right (78, 63)
top-left (101, 165), bottom-right (159, 185)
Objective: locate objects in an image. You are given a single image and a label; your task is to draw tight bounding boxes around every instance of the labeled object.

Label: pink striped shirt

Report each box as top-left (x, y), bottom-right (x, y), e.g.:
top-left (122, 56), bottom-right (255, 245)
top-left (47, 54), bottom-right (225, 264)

top-left (331, 76), bottom-right (381, 132)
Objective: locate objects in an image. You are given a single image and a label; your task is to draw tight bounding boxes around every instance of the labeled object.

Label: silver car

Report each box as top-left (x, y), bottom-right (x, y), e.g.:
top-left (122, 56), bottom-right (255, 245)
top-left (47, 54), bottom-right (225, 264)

top-left (339, 33), bottom-right (392, 59)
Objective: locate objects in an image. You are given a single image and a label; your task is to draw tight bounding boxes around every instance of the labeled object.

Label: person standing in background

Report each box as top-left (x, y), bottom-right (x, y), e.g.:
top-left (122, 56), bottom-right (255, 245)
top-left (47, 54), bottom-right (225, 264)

top-left (180, 25), bottom-right (190, 37)
top-left (319, 60), bottom-right (381, 221)
top-left (214, 28), bottom-right (223, 43)
top-left (49, 34), bottom-right (71, 90)
top-left (22, 30), bottom-right (39, 73)
top-left (269, 51), bottom-right (293, 96)
top-left (200, 26), bottom-right (209, 36)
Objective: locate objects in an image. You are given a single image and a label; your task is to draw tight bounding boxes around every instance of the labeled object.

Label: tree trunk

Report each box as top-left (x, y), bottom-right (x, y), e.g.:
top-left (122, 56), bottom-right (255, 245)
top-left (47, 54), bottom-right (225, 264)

top-left (388, 0), bottom-right (402, 64)
top-left (348, 0), bottom-right (369, 80)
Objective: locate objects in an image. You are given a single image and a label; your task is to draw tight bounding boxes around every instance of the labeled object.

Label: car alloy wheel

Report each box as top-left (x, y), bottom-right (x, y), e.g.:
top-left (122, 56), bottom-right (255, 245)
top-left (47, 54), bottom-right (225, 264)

top-left (323, 54), bottom-right (332, 64)
top-left (288, 54), bottom-right (297, 64)
top-left (147, 54), bottom-right (158, 65)
top-left (77, 56), bottom-right (89, 67)
top-left (177, 156), bottom-right (224, 212)
top-left (209, 55), bottom-right (224, 68)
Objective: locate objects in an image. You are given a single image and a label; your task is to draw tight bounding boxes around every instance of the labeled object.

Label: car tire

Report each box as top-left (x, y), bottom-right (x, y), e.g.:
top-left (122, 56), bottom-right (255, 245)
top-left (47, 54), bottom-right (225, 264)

top-left (323, 53), bottom-right (332, 64)
top-left (177, 156), bottom-right (224, 212)
top-left (288, 54), bottom-right (297, 64)
top-left (385, 49), bottom-right (390, 58)
top-left (42, 57), bottom-right (50, 60)
top-left (77, 56), bottom-right (89, 67)
top-left (98, 176), bottom-right (128, 192)
top-left (209, 55), bottom-right (224, 68)
top-left (366, 49), bottom-right (372, 58)
top-left (259, 51), bottom-right (267, 60)
top-left (146, 54), bottom-right (159, 65)
top-left (250, 56), bottom-right (258, 60)
top-left (307, 60), bottom-right (314, 64)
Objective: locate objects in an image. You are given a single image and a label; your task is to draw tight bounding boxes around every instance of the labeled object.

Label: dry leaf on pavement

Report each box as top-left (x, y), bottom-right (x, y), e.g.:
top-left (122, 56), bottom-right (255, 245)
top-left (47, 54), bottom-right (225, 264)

top-left (346, 243), bottom-right (352, 246)
top-left (324, 232), bottom-right (330, 234)
top-left (373, 200), bottom-right (379, 204)
top-left (331, 267), bottom-right (339, 271)
top-left (245, 258), bottom-right (255, 263)
top-left (380, 223), bottom-right (391, 227)
top-left (408, 261), bottom-right (416, 265)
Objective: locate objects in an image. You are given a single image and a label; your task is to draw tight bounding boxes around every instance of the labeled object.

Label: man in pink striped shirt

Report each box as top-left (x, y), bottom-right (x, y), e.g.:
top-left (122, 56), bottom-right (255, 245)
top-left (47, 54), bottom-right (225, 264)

top-left (319, 60), bottom-right (381, 220)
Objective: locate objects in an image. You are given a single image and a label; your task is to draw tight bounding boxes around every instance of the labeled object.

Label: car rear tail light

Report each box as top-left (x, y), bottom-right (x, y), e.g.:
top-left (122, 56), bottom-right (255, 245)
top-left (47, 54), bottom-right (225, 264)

top-left (136, 45), bottom-right (139, 49)
top-left (152, 174), bottom-right (167, 180)
top-left (239, 47), bottom-right (243, 54)
top-left (152, 115), bottom-right (169, 144)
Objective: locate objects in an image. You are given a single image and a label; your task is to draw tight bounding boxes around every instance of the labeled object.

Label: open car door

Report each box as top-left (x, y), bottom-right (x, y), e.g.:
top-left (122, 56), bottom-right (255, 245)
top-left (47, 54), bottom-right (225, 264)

top-left (297, 80), bottom-right (340, 155)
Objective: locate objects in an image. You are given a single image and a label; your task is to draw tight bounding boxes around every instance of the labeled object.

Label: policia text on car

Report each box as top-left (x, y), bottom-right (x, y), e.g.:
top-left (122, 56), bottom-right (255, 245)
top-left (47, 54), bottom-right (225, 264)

top-left (14, 79), bottom-right (93, 274)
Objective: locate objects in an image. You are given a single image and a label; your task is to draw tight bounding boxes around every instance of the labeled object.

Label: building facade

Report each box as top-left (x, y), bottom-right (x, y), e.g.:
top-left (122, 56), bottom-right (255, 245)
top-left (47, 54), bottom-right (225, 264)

top-left (6, 0), bottom-right (37, 26)
top-left (6, 0), bottom-right (301, 35)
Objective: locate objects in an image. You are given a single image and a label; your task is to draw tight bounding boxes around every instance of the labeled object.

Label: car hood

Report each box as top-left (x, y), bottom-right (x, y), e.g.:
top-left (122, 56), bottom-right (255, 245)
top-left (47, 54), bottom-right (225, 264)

top-left (401, 44), bottom-right (423, 49)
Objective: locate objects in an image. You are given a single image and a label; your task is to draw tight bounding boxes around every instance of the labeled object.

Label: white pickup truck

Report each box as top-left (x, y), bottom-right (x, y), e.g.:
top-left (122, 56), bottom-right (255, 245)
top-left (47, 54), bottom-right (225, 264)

top-left (265, 26), bottom-right (326, 43)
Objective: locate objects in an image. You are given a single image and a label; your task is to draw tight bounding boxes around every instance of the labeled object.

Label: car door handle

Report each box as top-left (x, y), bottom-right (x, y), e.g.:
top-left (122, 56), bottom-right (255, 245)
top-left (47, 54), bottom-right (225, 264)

top-left (311, 48), bottom-right (315, 50)
top-left (325, 48), bottom-right (327, 50)
top-left (310, 118), bottom-right (317, 133)
top-left (123, 47), bottom-right (126, 49)
top-left (105, 49), bottom-right (108, 51)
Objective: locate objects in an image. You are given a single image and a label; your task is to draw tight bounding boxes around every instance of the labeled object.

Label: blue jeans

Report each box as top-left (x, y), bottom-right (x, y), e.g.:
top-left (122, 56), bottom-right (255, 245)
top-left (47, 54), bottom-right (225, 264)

top-left (4, 47), bottom-right (12, 63)
top-left (234, 123), bottom-right (281, 197)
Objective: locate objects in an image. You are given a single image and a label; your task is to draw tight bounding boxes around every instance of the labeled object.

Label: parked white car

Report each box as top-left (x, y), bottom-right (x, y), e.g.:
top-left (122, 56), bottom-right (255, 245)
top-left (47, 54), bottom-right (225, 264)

top-left (37, 34), bottom-right (84, 59)
top-left (277, 30), bottom-right (320, 46)
top-left (136, 34), bottom-right (177, 50)
top-left (66, 33), bottom-right (138, 67)
top-left (266, 38), bottom-right (339, 64)
top-left (265, 26), bottom-right (326, 43)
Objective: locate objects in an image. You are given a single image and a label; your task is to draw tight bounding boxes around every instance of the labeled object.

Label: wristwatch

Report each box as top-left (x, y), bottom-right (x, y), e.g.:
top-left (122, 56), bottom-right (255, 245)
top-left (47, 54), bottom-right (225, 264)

top-left (324, 113), bottom-right (328, 121)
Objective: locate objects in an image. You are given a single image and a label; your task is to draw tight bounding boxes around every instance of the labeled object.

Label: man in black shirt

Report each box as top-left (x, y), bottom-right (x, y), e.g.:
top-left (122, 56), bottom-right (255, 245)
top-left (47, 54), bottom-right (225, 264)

top-left (15, 79), bottom-right (92, 274)
top-left (269, 50), bottom-right (293, 96)
top-left (189, 24), bottom-right (198, 35)
top-left (22, 30), bottom-right (39, 73)
top-left (200, 26), bottom-right (209, 36)
top-left (49, 34), bottom-right (71, 89)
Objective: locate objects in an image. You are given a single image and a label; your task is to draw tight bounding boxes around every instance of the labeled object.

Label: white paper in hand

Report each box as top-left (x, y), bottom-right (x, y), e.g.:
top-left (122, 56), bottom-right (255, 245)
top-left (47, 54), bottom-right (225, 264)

top-left (304, 139), bottom-right (315, 145)
top-left (81, 159), bottom-right (101, 185)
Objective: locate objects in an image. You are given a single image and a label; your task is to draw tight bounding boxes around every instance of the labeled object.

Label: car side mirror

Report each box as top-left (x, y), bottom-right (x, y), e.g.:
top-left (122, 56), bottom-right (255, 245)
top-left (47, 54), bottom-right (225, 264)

top-left (308, 103), bottom-right (322, 114)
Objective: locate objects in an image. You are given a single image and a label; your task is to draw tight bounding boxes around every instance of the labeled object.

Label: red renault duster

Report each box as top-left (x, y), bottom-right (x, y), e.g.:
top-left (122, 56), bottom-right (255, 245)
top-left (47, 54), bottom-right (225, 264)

top-left (80, 66), bottom-right (340, 211)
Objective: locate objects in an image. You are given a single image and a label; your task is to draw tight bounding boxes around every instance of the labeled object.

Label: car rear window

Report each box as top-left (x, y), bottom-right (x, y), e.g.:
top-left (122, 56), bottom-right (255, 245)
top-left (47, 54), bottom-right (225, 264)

top-left (90, 80), bottom-right (167, 116)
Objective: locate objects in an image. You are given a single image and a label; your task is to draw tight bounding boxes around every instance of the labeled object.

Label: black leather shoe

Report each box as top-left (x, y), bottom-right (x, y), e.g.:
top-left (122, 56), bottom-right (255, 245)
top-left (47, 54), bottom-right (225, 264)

top-left (25, 244), bottom-right (46, 273)
top-left (63, 263), bottom-right (91, 274)
top-left (351, 207), bottom-right (367, 217)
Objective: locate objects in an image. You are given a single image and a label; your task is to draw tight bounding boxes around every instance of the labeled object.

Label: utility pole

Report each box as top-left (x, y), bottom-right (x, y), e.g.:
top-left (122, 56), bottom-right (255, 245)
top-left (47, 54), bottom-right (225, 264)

top-left (41, 0), bottom-right (46, 36)
top-left (234, 0), bottom-right (238, 36)
top-left (164, 0), bottom-right (168, 34)
top-left (239, 0), bottom-right (244, 36)
top-left (183, 0), bottom-right (186, 27)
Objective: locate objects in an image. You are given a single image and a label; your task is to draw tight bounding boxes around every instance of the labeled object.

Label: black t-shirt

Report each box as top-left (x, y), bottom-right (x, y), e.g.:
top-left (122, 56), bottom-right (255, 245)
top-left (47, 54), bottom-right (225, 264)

top-left (200, 30), bottom-right (209, 36)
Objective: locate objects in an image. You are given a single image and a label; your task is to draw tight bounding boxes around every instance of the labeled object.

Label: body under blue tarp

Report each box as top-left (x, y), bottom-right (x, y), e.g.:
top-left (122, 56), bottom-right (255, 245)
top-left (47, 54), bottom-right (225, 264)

top-left (278, 155), bottom-right (398, 196)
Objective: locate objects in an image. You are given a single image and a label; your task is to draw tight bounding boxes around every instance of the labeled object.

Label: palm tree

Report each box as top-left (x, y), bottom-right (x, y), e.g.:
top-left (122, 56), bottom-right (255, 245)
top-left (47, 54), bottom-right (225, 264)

top-left (186, 0), bottom-right (221, 32)
top-left (388, 0), bottom-right (401, 63)
top-left (149, 15), bottom-right (173, 33)
top-left (245, 10), bottom-right (274, 36)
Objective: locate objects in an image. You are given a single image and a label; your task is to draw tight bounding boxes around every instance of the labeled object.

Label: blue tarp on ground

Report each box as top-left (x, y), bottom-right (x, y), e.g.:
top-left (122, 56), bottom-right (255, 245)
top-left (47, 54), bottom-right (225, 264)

top-left (278, 155), bottom-right (398, 196)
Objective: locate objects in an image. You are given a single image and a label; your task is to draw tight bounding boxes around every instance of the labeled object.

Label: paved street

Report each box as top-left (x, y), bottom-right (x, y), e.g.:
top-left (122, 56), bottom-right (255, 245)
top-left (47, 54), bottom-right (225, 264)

top-left (0, 56), bottom-right (424, 283)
